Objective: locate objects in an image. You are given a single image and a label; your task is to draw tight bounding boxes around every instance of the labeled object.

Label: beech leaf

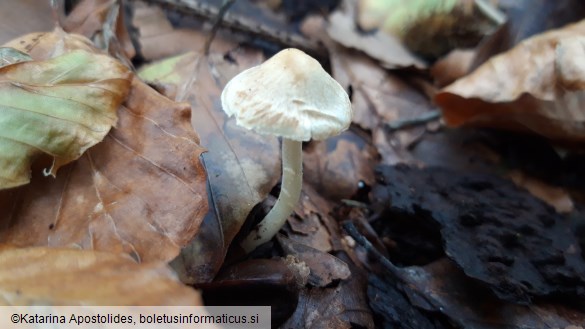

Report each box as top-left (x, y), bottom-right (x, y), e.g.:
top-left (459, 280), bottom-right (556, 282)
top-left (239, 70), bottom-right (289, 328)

top-left (0, 78), bottom-right (208, 263)
top-left (0, 48), bottom-right (132, 189)
top-left (0, 47), bottom-right (32, 67)
top-left (436, 20), bottom-right (585, 142)
top-left (0, 245), bottom-right (202, 305)
top-left (139, 50), bottom-right (279, 281)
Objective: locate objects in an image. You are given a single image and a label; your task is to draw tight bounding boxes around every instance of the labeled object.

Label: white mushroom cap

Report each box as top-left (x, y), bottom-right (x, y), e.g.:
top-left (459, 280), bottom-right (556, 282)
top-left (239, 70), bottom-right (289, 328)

top-left (221, 48), bottom-right (352, 141)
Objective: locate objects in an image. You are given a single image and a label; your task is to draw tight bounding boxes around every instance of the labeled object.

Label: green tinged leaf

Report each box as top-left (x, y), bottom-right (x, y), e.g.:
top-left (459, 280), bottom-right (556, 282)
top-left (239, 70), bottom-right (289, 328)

top-left (0, 48), bottom-right (32, 68)
top-left (0, 49), bottom-right (132, 189)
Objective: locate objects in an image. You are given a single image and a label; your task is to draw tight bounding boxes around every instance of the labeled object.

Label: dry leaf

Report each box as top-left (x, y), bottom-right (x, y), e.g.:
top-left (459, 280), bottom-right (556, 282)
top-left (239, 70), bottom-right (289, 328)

top-left (303, 131), bottom-right (377, 200)
top-left (303, 15), bottom-right (435, 165)
top-left (0, 78), bottom-right (208, 263)
top-left (436, 20), bottom-right (585, 142)
top-left (471, 0), bottom-right (585, 70)
top-left (280, 183), bottom-right (338, 253)
top-left (3, 28), bottom-right (97, 60)
top-left (357, 0), bottom-right (497, 57)
top-left (132, 2), bottom-right (233, 60)
top-left (508, 170), bottom-right (574, 213)
top-left (0, 47), bottom-right (32, 67)
top-left (281, 255), bottom-right (374, 328)
top-left (430, 48), bottom-right (475, 87)
top-left (0, 49), bottom-right (132, 189)
top-left (277, 235), bottom-right (351, 287)
top-left (62, 0), bottom-right (136, 60)
top-left (0, 0), bottom-right (54, 45)
top-left (139, 48), bottom-right (280, 281)
top-left (0, 245), bottom-right (202, 305)
top-left (187, 51), bottom-right (280, 277)
top-left (327, 9), bottom-right (425, 69)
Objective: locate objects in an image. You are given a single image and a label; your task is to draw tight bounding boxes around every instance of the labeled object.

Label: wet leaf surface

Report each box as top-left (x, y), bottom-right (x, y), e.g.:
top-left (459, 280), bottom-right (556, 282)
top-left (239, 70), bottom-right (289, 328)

top-left (372, 164), bottom-right (585, 304)
top-left (0, 245), bottom-right (202, 305)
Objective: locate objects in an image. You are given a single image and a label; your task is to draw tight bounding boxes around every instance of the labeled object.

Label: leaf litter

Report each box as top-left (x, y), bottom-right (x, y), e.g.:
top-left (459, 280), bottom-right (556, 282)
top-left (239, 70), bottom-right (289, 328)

top-left (0, 45), bottom-right (132, 189)
top-left (0, 245), bottom-right (203, 305)
top-left (0, 29), bottom-right (208, 264)
top-left (436, 19), bottom-right (585, 142)
top-left (135, 17), bottom-right (280, 281)
top-left (3, 0), bottom-right (585, 327)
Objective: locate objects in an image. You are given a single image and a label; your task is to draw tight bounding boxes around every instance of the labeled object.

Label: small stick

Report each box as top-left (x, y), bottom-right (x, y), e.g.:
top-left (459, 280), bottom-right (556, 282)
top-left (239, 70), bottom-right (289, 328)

top-left (203, 0), bottom-right (236, 55)
top-left (386, 110), bottom-right (441, 132)
top-left (342, 221), bottom-right (402, 280)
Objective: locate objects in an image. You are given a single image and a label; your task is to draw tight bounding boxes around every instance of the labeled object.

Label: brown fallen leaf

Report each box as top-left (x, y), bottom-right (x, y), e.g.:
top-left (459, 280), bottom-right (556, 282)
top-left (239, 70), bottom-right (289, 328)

top-left (139, 47), bottom-right (280, 281)
top-left (131, 2), bottom-right (234, 61)
top-left (62, 0), bottom-right (136, 60)
top-left (185, 51), bottom-right (281, 280)
top-left (277, 182), bottom-right (338, 254)
top-left (508, 170), bottom-right (574, 213)
top-left (277, 235), bottom-right (351, 288)
top-left (0, 245), bottom-right (202, 305)
top-left (0, 47), bottom-right (132, 189)
top-left (430, 48), bottom-right (475, 88)
top-left (0, 0), bottom-right (54, 45)
top-left (0, 77), bottom-right (208, 263)
top-left (200, 258), bottom-right (302, 327)
top-left (303, 15), bottom-right (435, 164)
top-left (471, 0), bottom-right (585, 71)
top-left (3, 27), bottom-right (98, 59)
top-left (326, 8), bottom-right (425, 69)
top-left (281, 255), bottom-right (374, 329)
top-left (436, 20), bottom-right (585, 142)
top-left (303, 131), bottom-right (377, 201)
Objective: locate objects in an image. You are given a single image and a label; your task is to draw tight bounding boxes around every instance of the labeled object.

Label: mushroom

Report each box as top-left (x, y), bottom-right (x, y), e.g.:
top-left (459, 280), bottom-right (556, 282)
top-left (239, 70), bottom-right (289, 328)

top-left (221, 48), bottom-right (352, 253)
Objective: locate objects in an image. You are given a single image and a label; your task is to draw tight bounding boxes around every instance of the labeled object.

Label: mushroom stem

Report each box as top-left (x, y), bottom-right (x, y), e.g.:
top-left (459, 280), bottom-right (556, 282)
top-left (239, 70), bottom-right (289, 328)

top-left (240, 138), bottom-right (302, 253)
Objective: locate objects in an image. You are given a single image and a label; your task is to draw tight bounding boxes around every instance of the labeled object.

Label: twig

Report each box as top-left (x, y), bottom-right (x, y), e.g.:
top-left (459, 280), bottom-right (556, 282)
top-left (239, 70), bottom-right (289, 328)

top-left (135, 0), bottom-right (325, 56)
top-left (340, 199), bottom-right (370, 209)
top-left (342, 221), bottom-right (402, 281)
top-left (386, 110), bottom-right (441, 132)
top-left (203, 0), bottom-right (236, 55)
top-left (474, 0), bottom-right (506, 25)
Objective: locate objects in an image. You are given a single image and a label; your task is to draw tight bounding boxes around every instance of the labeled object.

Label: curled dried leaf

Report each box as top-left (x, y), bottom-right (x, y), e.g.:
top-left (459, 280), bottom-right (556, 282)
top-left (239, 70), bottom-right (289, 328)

top-left (436, 21), bottom-right (585, 142)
